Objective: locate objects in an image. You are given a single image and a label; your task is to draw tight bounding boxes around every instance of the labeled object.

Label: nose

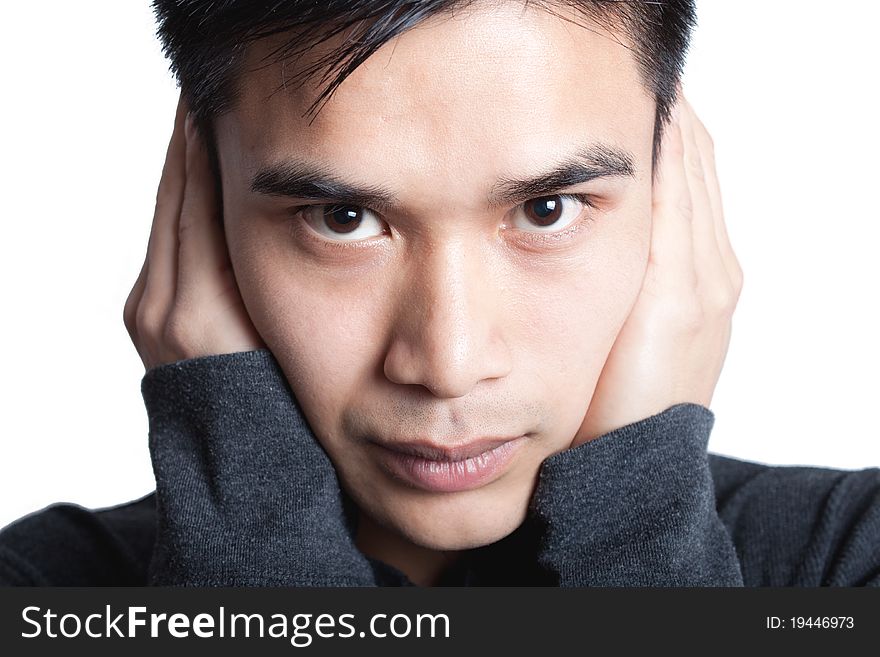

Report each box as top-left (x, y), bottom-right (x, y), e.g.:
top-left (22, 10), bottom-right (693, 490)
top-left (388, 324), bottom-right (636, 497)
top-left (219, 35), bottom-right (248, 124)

top-left (383, 236), bottom-right (513, 398)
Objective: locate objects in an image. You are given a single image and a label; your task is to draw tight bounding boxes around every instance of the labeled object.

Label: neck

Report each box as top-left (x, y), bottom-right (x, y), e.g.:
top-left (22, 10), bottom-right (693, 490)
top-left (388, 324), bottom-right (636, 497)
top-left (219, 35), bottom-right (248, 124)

top-left (355, 511), bottom-right (463, 586)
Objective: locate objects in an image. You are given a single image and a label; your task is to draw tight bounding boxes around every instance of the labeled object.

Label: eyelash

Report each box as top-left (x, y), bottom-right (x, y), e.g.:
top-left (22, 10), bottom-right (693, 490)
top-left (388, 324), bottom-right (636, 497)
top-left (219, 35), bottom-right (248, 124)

top-left (513, 193), bottom-right (598, 245)
top-left (286, 193), bottom-right (598, 251)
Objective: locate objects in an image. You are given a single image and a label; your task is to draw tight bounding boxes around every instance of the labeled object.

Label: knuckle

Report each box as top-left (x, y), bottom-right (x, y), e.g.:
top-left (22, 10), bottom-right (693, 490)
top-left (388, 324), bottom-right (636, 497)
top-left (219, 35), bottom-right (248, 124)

top-left (696, 117), bottom-right (715, 152)
top-left (685, 151), bottom-right (704, 180)
top-left (681, 306), bottom-right (705, 334)
top-left (123, 281), bottom-right (144, 326)
top-left (705, 132), bottom-right (716, 156)
top-left (162, 308), bottom-right (196, 355)
top-left (706, 281), bottom-right (737, 315)
top-left (177, 213), bottom-right (192, 235)
top-left (668, 296), bottom-right (703, 332)
top-left (733, 264), bottom-right (745, 296)
top-left (720, 286), bottom-right (739, 313)
top-left (177, 212), bottom-right (196, 242)
top-left (123, 299), bottom-right (136, 334)
top-left (134, 303), bottom-right (165, 342)
top-left (676, 196), bottom-right (694, 219)
top-left (134, 304), bottom-right (162, 341)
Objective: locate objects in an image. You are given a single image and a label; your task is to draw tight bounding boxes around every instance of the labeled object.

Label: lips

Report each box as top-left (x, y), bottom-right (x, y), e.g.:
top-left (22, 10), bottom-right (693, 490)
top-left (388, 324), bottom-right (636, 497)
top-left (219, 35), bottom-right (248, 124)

top-left (370, 436), bottom-right (519, 462)
top-left (369, 434), bottom-right (528, 493)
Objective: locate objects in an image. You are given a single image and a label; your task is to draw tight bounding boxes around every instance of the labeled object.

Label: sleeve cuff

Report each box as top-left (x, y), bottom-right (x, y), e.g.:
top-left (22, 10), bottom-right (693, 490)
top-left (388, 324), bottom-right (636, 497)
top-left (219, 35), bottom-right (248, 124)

top-left (141, 348), bottom-right (378, 586)
top-left (528, 403), bottom-right (743, 586)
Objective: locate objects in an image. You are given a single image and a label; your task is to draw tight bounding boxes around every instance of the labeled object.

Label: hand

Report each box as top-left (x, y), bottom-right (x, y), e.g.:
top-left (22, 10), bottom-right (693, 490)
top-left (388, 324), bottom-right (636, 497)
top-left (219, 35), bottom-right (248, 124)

top-left (123, 94), bottom-right (266, 371)
top-left (571, 92), bottom-right (744, 447)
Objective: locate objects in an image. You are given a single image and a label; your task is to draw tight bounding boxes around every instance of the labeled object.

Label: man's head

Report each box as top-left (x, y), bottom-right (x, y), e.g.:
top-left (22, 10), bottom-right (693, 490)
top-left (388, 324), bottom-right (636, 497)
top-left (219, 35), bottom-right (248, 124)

top-left (152, 0), bottom-right (696, 552)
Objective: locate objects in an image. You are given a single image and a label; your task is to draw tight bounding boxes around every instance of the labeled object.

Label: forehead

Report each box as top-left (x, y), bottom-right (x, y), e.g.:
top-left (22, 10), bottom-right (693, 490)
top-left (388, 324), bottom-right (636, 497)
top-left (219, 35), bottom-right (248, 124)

top-left (217, 2), bottom-right (655, 207)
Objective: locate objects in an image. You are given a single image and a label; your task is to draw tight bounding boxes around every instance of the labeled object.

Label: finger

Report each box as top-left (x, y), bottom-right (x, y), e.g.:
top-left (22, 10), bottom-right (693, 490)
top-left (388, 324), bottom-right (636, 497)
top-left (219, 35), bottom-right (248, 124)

top-left (688, 108), bottom-right (744, 289)
top-left (650, 97), bottom-right (696, 292)
top-left (176, 113), bottom-right (230, 303)
top-left (140, 94), bottom-right (187, 351)
top-left (678, 97), bottom-right (729, 298)
top-left (123, 255), bottom-right (151, 370)
top-left (123, 257), bottom-right (148, 342)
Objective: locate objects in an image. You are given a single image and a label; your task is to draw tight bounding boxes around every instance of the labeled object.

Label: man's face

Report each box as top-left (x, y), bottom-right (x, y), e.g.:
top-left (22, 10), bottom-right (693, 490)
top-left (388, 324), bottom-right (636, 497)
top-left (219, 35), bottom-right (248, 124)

top-left (215, 2), bottom-right (654, 550)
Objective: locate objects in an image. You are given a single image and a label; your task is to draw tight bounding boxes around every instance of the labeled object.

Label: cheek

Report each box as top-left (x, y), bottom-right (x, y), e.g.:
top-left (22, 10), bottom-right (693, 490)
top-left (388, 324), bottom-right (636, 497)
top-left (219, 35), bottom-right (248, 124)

top-left (527, 210), bottom-right (649, 348)
top-left (225, 225), bottom-right (387, 430)
top-left (521, 209), bottom-right (650, 420)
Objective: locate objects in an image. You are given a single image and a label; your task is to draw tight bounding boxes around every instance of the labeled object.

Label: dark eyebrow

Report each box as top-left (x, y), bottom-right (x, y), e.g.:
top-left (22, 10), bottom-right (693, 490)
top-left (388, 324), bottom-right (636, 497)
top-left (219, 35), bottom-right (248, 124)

top-left (249, 141), bottom-right (636, 212)
top-left (251, 161), bottom-right (400, 213)
top-left (488, 142), bottom-right (636, 208)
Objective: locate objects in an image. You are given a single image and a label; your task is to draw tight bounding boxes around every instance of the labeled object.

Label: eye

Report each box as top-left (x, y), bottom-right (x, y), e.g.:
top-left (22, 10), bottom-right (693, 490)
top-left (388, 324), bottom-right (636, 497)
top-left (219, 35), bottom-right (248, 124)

top-left (509, 194), bottom-right (594, 233)
top-left (298, 203), bottom-right (386, 241)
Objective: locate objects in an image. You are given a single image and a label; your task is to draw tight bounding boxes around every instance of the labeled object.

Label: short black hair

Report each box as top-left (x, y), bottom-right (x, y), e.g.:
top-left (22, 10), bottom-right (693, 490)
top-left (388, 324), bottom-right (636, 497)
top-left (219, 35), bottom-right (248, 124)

top-left (152, 0), bottom-right (696, 172)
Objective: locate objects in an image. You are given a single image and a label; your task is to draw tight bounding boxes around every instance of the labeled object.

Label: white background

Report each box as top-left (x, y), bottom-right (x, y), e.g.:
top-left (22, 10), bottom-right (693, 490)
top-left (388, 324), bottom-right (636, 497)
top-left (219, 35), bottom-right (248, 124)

top-left (1, 2), bottom-right (878, 529)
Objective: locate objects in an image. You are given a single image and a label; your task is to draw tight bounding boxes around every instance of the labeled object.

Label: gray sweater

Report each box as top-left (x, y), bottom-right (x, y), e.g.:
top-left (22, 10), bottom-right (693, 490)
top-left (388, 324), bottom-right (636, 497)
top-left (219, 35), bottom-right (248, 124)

top-left (1, 348), bottom-right (878, 586)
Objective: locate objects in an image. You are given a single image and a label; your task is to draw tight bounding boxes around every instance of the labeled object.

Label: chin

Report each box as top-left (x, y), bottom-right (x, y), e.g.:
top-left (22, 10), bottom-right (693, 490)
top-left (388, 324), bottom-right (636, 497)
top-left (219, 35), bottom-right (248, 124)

top-left (375, 480), bottom-right (535, 551)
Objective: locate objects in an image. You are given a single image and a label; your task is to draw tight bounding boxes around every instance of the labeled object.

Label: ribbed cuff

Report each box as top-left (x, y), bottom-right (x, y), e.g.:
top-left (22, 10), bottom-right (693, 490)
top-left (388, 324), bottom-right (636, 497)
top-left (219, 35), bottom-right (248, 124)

top-left (141, 349), bottom-right (378, 586)
top-left (528, 403), bottom-right (744, 586)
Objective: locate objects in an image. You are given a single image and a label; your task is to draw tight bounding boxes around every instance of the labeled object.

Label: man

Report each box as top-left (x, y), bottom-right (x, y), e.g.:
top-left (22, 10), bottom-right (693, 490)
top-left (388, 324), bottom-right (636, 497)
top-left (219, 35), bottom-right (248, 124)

top-left (0, 0), bottom-right (877, 587)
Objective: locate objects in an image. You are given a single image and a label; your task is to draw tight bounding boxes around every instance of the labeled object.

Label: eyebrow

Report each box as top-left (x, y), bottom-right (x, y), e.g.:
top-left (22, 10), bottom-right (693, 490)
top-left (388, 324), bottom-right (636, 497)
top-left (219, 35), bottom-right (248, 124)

top-left (489, 142), bottom-right (636, 208)
top-left (249, 141), bottom-right (636, 212)
top-left (251, 160), bottom-right (400, 213)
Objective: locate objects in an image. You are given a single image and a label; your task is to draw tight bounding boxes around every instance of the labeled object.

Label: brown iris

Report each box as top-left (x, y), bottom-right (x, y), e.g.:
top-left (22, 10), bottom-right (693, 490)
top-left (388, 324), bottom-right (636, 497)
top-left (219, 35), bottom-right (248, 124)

top-left (322, 204), bottom-right (362, 234)
top-left (524, 195), bottom-right (564, 227)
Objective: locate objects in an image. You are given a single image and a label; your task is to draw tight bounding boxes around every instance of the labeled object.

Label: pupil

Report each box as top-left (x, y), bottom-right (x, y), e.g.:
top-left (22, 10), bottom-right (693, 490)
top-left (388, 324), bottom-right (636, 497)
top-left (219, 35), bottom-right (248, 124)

top-left (527, 196), bottom-right (561, 226)
top-left (325, 205), bottom-right (361, 233)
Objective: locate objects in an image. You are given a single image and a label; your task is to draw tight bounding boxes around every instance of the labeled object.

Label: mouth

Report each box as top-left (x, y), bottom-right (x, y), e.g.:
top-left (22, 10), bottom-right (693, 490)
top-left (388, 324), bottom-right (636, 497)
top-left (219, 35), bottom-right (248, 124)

top-left (368, 435), bottom-right (528, 493)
